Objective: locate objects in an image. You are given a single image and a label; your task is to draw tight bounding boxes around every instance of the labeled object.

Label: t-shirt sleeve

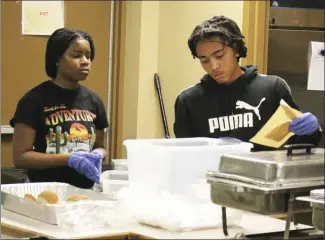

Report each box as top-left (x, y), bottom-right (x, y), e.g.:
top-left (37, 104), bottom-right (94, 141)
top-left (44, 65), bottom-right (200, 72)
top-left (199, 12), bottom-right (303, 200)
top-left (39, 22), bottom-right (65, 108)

top-left (10, 91), bottom-right (41, 130)
top-left (93, 95), bottom-right (109, 130)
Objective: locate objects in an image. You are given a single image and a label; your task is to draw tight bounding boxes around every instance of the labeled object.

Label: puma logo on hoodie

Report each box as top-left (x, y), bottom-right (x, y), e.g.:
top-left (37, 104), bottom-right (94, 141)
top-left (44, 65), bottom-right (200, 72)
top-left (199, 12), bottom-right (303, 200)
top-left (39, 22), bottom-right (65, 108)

top-left (236, 97), bottom-right (266, 120)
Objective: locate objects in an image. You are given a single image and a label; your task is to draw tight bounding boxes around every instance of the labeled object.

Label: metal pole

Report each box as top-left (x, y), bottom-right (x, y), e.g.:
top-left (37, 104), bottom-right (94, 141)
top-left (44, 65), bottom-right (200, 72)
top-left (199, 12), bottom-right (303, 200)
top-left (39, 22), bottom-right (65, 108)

top-left (0, 0), bottom-right (2, 164)
top-left (106, 0), bottom-right (115, 163)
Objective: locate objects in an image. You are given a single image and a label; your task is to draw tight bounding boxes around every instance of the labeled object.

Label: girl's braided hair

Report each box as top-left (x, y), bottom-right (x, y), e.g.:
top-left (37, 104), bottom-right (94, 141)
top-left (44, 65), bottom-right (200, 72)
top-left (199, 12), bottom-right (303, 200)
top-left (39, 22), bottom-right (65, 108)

top-left (188, 16), bottom-right (247, 62)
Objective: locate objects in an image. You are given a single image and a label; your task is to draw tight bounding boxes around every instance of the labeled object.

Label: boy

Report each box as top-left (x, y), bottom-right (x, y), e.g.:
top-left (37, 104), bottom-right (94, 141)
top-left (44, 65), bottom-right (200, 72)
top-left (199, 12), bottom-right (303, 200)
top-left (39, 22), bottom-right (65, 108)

top-left (174, 16), bottom-right (322, 151)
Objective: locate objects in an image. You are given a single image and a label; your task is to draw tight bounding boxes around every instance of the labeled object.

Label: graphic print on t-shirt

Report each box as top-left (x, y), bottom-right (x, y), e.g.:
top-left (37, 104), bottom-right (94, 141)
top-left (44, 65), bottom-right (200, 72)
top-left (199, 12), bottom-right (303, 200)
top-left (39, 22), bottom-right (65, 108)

top-left (44, 105), bottom-right (97, 154)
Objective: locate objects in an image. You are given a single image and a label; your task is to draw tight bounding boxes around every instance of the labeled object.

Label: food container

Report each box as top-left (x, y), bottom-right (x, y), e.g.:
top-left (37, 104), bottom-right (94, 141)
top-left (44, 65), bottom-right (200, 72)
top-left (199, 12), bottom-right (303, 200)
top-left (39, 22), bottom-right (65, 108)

top-left (124, 137), bottom-right (253, 200)
top-left (1, 182), bottom-right (116, 225)
top-left (100, 170), bottom-right (129, 199)
top-left (296, 189), bottom-right (324, 232)
top-left (102, 180), bottom-right (129, 198)
top-left (112, 159), bottom-right (128, 171)
top-left (123, 137), bottom-right (253, 231)
top-left (310, 189), bottom-right (324, 232)
top-left (206, 145), bottom-right (325, 215)
top-left (311, 189), bottom-right (324, 232)
top-left (100, 170), bottom-right (128, 181)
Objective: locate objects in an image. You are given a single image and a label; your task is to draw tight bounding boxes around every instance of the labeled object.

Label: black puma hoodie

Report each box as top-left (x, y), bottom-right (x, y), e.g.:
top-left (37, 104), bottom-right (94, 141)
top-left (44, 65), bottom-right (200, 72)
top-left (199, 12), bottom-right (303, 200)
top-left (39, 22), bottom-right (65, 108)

top-left (173, 65), bottom-right (322, 151)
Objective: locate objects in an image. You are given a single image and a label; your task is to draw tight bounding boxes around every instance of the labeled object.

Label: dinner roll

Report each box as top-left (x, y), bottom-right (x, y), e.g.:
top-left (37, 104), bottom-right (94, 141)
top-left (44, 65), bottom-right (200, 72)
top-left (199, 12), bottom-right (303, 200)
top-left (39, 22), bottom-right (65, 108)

top-left (66, 195), bottom-right (88, 202)
top-left (24, 193), bottom-right (36, 202)
top-left (37, 190), bottom-right (60, 204)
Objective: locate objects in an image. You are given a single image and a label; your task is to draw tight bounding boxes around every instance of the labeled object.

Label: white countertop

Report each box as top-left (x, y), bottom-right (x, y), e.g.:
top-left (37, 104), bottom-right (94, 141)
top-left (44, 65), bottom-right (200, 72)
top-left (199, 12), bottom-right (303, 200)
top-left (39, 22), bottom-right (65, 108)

top-left (1, 208), bottom-right (311, 239)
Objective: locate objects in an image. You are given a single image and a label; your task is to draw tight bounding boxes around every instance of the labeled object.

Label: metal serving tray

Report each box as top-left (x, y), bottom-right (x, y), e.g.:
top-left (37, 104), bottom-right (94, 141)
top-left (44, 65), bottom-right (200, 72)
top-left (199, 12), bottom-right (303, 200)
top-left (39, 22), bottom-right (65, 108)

top-left (1, 182), bottom-right (115, 225)
top-left (206, 173), bottom-right (323, 215)
top-left (206, 145), bottom-right (325, 215)
top-left (217, 146), bottom-right (324, 186)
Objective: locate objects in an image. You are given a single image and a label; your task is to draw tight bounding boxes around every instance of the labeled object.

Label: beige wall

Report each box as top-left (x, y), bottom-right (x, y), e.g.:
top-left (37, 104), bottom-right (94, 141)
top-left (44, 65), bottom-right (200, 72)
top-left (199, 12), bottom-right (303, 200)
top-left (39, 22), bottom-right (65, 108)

top-left (121, 1), bottom-right (244, 156)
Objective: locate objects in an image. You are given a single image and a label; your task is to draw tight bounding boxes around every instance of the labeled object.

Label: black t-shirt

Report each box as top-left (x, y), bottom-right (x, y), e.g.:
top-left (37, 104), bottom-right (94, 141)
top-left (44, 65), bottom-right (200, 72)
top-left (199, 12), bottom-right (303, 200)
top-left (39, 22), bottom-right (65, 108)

top-left (10, 80), bottom-right (109, 189)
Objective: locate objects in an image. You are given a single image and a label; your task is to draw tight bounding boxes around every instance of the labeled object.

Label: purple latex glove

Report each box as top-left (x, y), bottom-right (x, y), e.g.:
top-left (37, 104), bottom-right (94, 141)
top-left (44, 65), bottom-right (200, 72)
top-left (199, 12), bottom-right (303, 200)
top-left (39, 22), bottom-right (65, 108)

top-left (289, 112), bottom-right (319, 136)
top-left (91, 149), bottom-right (104, 173)
top-left (68, 152), bottom-right (102, 183)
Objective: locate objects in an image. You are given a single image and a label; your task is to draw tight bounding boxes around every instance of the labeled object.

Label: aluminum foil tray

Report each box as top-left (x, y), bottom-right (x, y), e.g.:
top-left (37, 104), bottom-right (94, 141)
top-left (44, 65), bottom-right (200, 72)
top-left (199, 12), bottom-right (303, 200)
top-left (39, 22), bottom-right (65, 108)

top-left (1, 182), bottom-right (116, 225)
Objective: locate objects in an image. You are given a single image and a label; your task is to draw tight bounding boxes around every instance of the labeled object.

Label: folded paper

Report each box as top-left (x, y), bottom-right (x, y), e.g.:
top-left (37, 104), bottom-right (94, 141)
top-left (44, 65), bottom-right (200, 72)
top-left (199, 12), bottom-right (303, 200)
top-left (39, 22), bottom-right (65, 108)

top-left (250, 100), bottom-right (301, 148)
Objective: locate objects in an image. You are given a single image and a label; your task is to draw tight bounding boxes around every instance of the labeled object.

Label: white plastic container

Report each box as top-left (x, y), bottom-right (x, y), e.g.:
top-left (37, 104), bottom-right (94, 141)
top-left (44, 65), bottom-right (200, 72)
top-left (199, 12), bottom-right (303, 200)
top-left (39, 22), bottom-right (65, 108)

top-left (102, 179), bottom-right (129, 197)
top-left (112, 159), bottom-right (128, 171)
top-left (124, 137), bottom-right (252, 200)
top-left (123, 137), bottom-right (253, 231)
top-left (100, 170), bottom-right (129, 198)
top-left (100, 170), bottom-right (128, 181)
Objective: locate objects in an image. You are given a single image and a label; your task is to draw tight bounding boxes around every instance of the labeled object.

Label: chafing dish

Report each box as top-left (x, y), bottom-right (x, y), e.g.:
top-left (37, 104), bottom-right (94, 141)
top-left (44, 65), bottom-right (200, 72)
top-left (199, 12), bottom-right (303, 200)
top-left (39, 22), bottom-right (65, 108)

top-left (206, 144), bottom-right (325, 239)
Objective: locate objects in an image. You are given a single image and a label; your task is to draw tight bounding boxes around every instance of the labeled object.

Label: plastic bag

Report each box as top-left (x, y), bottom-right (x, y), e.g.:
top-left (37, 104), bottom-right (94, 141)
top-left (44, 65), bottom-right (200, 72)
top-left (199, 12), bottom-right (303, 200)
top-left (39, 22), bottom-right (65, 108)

top-left (128, 191), bottom-right (243, 231)
top-left (55, 200), bottom-right (134, 229)
top-left (126, 179), bottom-right (243, 232)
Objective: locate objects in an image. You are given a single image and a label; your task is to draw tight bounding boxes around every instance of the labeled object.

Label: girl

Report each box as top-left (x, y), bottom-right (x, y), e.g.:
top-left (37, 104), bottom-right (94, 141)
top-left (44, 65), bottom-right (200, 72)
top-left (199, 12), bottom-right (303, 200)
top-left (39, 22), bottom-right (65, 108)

top-left (10, 28), bottom-right (109, 189)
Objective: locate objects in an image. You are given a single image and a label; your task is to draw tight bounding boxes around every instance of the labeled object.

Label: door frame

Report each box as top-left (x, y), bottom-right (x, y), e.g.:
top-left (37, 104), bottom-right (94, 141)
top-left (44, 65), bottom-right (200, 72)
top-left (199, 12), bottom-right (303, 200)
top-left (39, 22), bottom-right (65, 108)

top-left (241, 1), bottom-right (270, 74)
top-left (109, 1), bottom-right (126, 159)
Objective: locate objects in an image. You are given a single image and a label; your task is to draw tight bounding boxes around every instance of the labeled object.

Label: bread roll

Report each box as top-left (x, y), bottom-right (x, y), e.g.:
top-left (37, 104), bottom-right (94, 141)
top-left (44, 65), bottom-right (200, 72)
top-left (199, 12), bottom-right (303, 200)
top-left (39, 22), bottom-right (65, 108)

top-left (66, 195), bottom-right (88, 202)
top-left (24, 193), bottom-right (36, 202)
top-left (37, 190), bottom-right (60, 204)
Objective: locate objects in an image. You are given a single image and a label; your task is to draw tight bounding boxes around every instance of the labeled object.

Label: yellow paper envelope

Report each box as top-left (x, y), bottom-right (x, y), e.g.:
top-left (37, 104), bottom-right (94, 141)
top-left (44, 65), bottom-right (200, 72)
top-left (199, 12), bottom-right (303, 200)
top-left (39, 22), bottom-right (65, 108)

top-left (250, 101), bottom-right (302, 148)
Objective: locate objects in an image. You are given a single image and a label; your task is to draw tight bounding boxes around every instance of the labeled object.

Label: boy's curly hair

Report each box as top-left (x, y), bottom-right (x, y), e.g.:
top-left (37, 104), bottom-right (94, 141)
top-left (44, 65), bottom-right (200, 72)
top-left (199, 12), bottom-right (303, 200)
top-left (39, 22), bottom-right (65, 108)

top-left (188, 16), bottom-right (247, 62)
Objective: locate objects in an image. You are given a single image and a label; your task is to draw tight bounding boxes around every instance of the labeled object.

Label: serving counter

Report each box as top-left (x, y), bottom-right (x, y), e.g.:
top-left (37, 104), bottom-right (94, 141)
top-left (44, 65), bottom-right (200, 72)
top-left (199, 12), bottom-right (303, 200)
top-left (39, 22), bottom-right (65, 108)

top-left (1, 207), bottom-right (312, 239)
